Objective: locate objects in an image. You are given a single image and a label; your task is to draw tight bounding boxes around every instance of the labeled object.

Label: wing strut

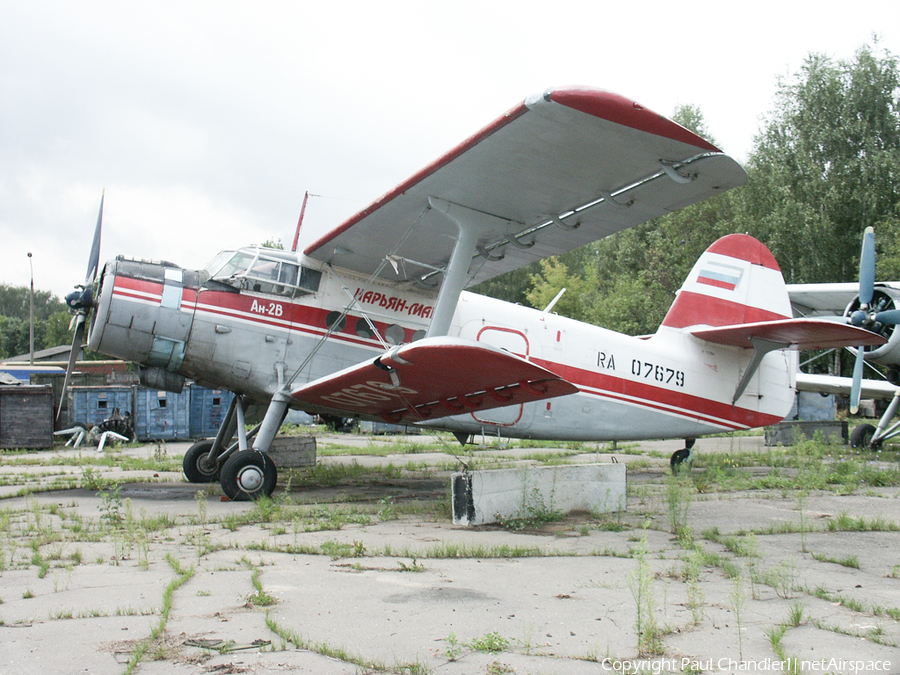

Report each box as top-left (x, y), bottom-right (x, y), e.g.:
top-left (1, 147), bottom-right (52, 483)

top-left (732, 337), bottom-right (786, 404)
top-left (426, 197), bottom-right (512, 337)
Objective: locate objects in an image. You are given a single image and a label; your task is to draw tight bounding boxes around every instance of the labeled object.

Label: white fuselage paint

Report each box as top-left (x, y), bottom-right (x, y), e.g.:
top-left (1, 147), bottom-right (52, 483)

top-left (90, 254), bottom-right (796, 443)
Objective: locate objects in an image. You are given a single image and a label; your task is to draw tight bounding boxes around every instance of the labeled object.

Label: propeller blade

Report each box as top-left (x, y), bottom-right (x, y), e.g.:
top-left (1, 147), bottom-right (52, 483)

top-left (56, 314), bottom-right (86, 422)
top-left (85, 190), bottom-right (104, 286)
top-left (849, 346), bottom-right (866, 415)
top-left (858, 226), bottom-right (875, 307)
top-left (874, 309), bottom-right (900, 325)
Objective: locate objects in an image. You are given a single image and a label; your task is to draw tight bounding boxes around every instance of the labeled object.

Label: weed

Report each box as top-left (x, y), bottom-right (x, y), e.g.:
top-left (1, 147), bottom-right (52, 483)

top-left (80, 466), bottom-right (104, 490)
top-left (396, 558), bottom-right (425, 572)
top-left (246, 566), bottom-right (277, 607)
top-left (729, 575), bottom-right (747, 661)
top-left (786, 601), bottom-right (804, 627)
top-left (469, 631), bottom-right (510, 653)
top-left (810, 551), bottom-right (860, 568)
top-left (628, 528), bottom-right (662, 656)
top-left (682, 550), bottom-right (705, 626)
top-left (442, 632), bottom-right (463, 660)
top-left (665, 473), bottom-right (693, 535)
top-left (98, 485), bottom-right (123, 528)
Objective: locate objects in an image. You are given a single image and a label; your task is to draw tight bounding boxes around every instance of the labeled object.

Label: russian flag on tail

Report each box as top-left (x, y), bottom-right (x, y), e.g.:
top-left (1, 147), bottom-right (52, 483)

top-left (697, 262), bottom-right (743, 291)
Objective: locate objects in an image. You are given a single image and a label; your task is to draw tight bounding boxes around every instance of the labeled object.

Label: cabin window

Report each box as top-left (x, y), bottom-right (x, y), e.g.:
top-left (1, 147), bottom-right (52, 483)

top-left (325, 311), bottom-right (346, 331)
top-left (355, 318), bottom-right (375, 339)
top-left (385, 324), bottom-right (404, 345)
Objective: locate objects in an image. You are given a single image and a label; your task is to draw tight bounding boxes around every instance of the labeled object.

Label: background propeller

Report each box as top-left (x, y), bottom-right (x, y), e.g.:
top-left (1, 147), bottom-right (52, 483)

top-left (57, 191), bottom-right (104, 423)
top-left (846, 226), bottom-right (900, 413)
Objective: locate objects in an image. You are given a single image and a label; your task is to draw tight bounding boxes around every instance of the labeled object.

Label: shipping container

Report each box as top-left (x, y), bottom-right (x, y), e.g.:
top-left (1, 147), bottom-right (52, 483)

top-left (135, 388), bottom-right (190, 440)
top-left (189, 387), bottom-right (235, 438)
top-left (68, 386), bottom-right (136, 428)
top-left (0, 385), bottom-right (54, 448)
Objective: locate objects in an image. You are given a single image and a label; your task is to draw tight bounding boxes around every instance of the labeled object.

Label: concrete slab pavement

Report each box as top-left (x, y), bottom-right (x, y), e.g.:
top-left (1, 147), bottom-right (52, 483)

top-left (1, 432), bottom-right (899, 674)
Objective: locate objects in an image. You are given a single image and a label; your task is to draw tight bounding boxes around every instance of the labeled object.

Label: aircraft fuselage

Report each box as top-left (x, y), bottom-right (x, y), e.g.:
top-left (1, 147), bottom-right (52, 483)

top-left (88, 247), bottom-right (795, 442)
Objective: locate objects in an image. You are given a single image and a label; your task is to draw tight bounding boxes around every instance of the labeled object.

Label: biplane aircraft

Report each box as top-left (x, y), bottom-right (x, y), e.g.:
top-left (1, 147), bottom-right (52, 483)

top-left (789, 227), bottom-right (900, 448)
top-left (61, 86), bottom-right (886, 500)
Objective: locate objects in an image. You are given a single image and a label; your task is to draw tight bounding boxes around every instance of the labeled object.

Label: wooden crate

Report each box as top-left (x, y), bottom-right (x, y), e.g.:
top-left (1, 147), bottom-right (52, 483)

top-left (0, 385), bottom-right (54, 449)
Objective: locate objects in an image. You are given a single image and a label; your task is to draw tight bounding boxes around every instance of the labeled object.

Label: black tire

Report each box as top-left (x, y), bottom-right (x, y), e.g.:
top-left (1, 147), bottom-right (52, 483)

top-left (220, 451), bottom-right (277, 501)
top-left (183, 440), bottom-right (220, 483)
top-left (850, 423), bottom-right (880, 450)
top-left (670, 448), bottom-right (692, 473)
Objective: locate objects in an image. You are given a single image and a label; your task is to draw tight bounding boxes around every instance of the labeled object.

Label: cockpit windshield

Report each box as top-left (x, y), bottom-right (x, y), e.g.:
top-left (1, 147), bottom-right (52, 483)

top-left (203, 248), bottom-right (322, 297)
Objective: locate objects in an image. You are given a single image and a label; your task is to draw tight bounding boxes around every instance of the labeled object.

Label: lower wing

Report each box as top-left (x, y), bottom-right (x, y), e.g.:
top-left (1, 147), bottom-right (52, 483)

top-left (291, 337), bottom-right (578, 424)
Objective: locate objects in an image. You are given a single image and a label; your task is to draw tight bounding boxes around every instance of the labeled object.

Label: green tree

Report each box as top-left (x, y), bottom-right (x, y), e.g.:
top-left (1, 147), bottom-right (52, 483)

top-left (0, 284), bottom-right (67, 322)
top-left (525, 257), bottom-right (588, 320)
top-left (737, 43), bottom-right (900, 284)
top-left (0, 316), bottom-right (29, 359)
top-left (42, 311), bottom-right (76, 349)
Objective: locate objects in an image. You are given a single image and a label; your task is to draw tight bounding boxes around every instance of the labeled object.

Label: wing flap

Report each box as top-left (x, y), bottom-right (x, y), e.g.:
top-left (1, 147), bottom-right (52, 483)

top-left (291, 337), bottom-right (578, 424)
top-left (304, 86), bottom-right (746, 287)
top-left (692, 318), bottom-right (888, 350)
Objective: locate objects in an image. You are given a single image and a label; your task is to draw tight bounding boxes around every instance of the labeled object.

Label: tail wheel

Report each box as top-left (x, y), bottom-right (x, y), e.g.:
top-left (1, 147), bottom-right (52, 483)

top-left (183, 440), bottom-right (220, 483)
top-left (670, 449), bottom-right (692, 473)
top-left (220, 451), bottom-right (277, 501)
top-left (850, 423), bottom-right (881, 450)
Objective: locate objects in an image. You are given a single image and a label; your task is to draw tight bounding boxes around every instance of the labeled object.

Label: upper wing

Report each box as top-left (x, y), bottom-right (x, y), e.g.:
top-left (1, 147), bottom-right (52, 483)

top-left (787, 283), bottom-right (860, 316)
top-left (787, 282), bottom-right (900, 316)
top-left (305, 86), bottom-right (747, 287)
top-left (290, 336), bottom-right (578, 424)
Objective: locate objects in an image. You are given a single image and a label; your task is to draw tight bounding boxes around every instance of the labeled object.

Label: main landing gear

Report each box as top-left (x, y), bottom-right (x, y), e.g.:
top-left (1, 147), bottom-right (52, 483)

top-left (848, 384), bottom-right (900, 450)
top-left (182, 391), bottom-right (290, 500)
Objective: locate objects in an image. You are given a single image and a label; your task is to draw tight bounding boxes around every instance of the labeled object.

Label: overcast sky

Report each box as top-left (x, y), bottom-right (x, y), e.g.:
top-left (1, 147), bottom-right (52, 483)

top-left (2, 0), bottom-right (898, 298)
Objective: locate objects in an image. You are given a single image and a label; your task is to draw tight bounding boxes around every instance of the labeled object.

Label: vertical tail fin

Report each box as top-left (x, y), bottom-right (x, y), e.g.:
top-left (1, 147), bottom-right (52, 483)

top-left (660, 233), bottom-right (791, 330)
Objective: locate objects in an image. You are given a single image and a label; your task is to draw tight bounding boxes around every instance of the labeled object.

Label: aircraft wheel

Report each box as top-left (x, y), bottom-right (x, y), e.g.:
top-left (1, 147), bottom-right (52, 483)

top-left (183, 440), bottom-right (220, 483)
top-left (850, 423), bottom-right (881, 450)
top-left (220, 451), bottom-right (277, 501)
top-left (670, 448), bottom-right (692, 473)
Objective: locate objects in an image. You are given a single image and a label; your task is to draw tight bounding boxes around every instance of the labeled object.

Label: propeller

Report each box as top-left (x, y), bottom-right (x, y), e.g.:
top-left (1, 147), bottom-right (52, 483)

top-left (847, 226), bottom-right (900, 414)
top-left (57, 191), bottom-right (104, 423)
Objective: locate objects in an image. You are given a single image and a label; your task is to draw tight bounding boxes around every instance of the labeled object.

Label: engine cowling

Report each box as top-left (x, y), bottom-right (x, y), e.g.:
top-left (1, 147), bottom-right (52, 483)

top-left (88, 257), bottom-right (200, 375)
top-left (844, 287), bottom-right (900, 378)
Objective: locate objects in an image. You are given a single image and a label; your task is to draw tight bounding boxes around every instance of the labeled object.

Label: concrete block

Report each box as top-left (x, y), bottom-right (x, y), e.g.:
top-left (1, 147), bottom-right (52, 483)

top-left (764, 420), bottom-right (847, 446)
top-left (451, 463), bottom-right (626, 526)
top-left (267, 435), bottom-right (316, 468)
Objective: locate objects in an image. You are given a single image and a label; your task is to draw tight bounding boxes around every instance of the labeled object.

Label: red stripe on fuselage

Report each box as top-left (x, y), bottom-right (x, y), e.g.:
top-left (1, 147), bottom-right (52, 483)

top-left (532, 357), bottom-right (783, 431)
top-left (111, 277), bottom-right (424, 346)
top-left (111, 276), bottom-right (781, 431)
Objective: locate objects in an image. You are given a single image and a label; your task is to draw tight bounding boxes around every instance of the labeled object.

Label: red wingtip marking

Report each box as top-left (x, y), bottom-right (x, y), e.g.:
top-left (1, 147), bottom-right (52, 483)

top-left (548, 87), bottom-right (722, 153)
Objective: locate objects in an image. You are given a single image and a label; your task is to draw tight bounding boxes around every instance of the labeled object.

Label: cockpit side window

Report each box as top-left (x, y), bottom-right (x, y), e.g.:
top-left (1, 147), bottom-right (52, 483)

top-left (298, 266), bottom-right (322, 293)
top-left (205, 248), bottom-right (321, 298)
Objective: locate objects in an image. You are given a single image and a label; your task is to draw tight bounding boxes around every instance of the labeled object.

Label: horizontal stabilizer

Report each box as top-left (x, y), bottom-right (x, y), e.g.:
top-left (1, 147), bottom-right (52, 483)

top-left (692, 318), bottom-right (887, 350)
top-left (291, 337), bottom-right (578, 424)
